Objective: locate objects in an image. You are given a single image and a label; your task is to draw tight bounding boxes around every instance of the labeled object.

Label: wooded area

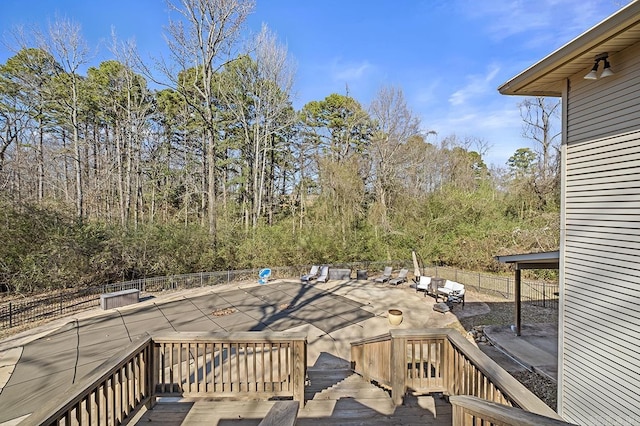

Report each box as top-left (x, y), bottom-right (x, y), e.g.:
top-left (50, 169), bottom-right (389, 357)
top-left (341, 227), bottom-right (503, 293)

top-left (0, 0), bottom-right (561, 294)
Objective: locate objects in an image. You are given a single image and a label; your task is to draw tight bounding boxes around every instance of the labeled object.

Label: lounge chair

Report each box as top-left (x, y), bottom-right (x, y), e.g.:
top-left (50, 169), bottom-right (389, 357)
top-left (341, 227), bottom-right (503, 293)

top-left (389, 268), bottom-right (409, 286)
top-left (316, 265), bottom-right (329, 283)
top-left (374, 266), bottom-right (393, 283)
top-left (437, 279), bottom-right (465, 307)
top-left (301, 265), bottom-right (319, 282)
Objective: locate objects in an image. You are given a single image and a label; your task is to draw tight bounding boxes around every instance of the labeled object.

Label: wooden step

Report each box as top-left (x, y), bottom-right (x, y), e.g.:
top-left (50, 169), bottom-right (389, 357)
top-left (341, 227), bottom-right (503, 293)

top-left (301, 368), bottom-right (397, 422)
top-left (133, 368), bottom-right (452, 425)
top-left (306, 369), bottom-right (390, 400)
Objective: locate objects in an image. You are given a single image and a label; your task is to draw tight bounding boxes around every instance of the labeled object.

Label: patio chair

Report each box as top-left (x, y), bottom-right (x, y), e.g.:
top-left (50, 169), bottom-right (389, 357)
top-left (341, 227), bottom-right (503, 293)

top-left (258, 268), bottom-right (271, 285)
top-left (416, 276), bottom-right (433, 296)
top-left (316, 265), bottom-right (329, 283)
top-left (301, 265), bottom-right (320, 283)
top-left (374, 266), bottom-right (393, 283)
top-left (437, 279), bottom-right (465, 307)
top-left (389, 268), bottom-right (409, 286)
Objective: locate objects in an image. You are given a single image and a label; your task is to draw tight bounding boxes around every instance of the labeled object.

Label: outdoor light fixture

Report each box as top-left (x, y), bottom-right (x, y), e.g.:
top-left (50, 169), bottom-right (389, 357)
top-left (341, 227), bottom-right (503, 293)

top-left (584, 53), bottom-right (614, 80)
top-left (600, 57), bottom-right (614, 78)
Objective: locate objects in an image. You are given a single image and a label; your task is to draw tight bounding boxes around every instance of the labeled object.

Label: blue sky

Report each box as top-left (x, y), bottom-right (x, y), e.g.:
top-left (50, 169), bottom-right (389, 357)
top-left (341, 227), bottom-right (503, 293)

top-left (0, 0), bottom-right (629, 166)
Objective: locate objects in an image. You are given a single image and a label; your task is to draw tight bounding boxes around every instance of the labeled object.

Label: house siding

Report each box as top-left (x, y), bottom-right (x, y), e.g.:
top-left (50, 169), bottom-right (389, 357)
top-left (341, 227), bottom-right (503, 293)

top-left (562, 40), bottom-right (640, 424)
top-left (563, 132), bottom-right (640, 425)
top-left (567, 42), bottom-right (640, 143)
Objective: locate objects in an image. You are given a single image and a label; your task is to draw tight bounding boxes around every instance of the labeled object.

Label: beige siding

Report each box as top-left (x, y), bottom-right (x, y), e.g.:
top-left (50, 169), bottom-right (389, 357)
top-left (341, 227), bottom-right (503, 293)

top-left (562, 129), bottom-right (640, 425)
top-left (567, 41), bottom-right (640, 144)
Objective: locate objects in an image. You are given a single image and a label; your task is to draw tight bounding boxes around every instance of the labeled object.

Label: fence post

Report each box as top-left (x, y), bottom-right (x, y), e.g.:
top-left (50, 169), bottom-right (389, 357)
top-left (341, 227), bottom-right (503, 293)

top-left (60, 293), bottom-right (63, 315)
top-left (478, 273), bottom-right (481, 289)
top-left (9, 302), bottom-right (12, 328)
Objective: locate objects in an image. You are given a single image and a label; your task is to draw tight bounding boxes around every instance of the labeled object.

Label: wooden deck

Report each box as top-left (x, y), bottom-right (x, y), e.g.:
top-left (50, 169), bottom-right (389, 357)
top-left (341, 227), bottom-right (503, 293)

top-left (134, 368), bottom-right (452, 425)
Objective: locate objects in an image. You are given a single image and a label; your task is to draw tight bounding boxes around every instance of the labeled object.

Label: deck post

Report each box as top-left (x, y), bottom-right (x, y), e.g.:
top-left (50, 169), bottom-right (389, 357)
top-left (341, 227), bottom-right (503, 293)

top-left (390, 333), bottom-right (406, 406)
top-left (292, 338), bottom-right (307, 408)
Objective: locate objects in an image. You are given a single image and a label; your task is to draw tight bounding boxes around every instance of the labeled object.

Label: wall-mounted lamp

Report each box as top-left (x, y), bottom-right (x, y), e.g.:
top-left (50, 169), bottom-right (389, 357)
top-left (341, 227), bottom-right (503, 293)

top-left (584, 53), bottom-right (614, 80)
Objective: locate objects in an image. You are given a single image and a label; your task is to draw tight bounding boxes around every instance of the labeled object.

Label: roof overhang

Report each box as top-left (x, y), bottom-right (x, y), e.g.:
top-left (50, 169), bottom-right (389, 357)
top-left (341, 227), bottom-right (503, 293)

top-left (495, 251), bottom-right (559, 270)
top-left (498, 1), bottom-right (640, 97)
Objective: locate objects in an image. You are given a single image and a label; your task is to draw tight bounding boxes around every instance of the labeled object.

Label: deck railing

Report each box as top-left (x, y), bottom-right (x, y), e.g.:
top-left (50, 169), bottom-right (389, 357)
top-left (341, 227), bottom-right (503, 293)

top-left (19, 335), bottom-right (154, 426)
top-left (450, 396), bottom-right (578, 426)
top-left (152, 332), bottom-right (307, 402)
top-left (17, 328), bottom-right (573, 425)
top-left (20, 331), bottom-right (307, 426)
top-left (351, 329), bottom-right (570, 425)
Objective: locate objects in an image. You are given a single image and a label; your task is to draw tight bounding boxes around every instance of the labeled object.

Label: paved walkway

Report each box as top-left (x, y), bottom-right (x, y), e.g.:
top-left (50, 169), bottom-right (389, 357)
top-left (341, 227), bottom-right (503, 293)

top-left (484, 323), bottom-right (558, 381)
top-left (0, 278), bottom-right (557, 425)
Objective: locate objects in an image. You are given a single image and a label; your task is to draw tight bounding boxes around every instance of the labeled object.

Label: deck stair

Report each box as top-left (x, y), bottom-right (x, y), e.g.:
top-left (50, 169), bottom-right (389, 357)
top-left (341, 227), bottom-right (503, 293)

top-left (134, 367), bottom-right (451, 425)
top-left (305, 367), bottom-right (391, 400)
top-left (296, 367), bottom-right (451, 425)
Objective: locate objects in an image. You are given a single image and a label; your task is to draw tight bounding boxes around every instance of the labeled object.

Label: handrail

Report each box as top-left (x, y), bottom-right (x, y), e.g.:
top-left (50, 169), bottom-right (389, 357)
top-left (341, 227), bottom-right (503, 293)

top-left (450, 396), bottom-right (577, 426)
top-left (443, 330), bottom-right (554, 415)
top-left (18, 331), bottom-right (307, 425)
top-left (20, 334), bottom-right (153, 426)
top-left (351, 328), bottom-right (561, 420)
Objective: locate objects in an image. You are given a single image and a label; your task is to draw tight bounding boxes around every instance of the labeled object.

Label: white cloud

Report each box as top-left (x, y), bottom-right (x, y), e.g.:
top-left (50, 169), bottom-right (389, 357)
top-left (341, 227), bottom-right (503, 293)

top-left (331, 59), bottom-right (373, 81)
top-left (463, 0), bottom-right (624, 47)
top-left (412, 79), bottom-right (442, 106)
top-left (420, 94), bottom-right (527, 167)
top-left (449, 64), bottom-right (500, 106)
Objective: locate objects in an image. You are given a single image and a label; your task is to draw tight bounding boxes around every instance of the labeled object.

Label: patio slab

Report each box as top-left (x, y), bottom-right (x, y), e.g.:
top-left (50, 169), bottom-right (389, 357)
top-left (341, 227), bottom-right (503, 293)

top-left (0, 278), bottom-right (557, 425)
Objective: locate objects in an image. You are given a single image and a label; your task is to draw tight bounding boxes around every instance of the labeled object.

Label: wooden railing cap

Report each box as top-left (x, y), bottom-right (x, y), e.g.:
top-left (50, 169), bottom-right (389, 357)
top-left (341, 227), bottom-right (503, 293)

top-left (450, 396), bottom-right (573, 425)
top-left (389, 328), bottom-right (452, 338)
top-left (151, 331), bottom-right (308, 342)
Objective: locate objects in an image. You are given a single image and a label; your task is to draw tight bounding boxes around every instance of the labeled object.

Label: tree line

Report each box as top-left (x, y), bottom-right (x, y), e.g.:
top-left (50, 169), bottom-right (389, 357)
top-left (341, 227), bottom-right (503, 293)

top-left (0, 0), bottom-right (561, 294)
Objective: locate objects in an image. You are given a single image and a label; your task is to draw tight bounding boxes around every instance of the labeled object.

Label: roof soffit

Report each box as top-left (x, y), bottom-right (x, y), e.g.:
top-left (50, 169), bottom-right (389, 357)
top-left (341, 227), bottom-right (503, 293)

top-left (498, 1), bottom-right (640, 96)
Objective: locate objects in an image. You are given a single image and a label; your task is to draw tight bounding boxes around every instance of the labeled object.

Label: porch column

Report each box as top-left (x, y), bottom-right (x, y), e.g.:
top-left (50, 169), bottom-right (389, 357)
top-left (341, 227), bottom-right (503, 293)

top-left (514, 268), bottom-right (521, 336)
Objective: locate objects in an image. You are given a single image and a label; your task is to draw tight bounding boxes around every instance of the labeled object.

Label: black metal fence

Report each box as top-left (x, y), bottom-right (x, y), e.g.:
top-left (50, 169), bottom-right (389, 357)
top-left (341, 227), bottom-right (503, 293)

top-left (0, 263), bottom-right (557, 331)
top-left (426, 266), bottom-right (559, 309)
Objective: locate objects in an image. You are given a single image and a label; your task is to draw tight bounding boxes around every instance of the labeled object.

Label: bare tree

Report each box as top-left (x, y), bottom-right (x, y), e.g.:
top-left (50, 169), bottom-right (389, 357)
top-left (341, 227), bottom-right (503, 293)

top-left (38, 17), bottom-right (91, 219)
top-left (219, 24), bottom-right (296, 229)
top-left (368, 86), bottom-right (421, 230)
top-left (0, 78), bottom-right (27, 175)
top-left (519, 97), bottom-right (561, 179)
top-left (104, 34), bottom-right (155, 227)
top-left (517, 97), bottom-right (562, 211)
top-left (162, 0), bottom-right (255, 236)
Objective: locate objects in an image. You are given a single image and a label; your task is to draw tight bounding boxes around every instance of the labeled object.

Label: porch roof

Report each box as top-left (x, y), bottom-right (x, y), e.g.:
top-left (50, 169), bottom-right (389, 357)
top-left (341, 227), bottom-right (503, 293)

top-left (494, 250), bottom-right (559, 337)
top-left (495, 250), bottom-right (559, 270)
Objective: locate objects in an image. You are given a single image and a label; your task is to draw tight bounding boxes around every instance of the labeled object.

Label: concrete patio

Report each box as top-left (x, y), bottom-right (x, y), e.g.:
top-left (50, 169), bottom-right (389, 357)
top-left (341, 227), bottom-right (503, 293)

top-left (0, 278), bottom-right (558, 425)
